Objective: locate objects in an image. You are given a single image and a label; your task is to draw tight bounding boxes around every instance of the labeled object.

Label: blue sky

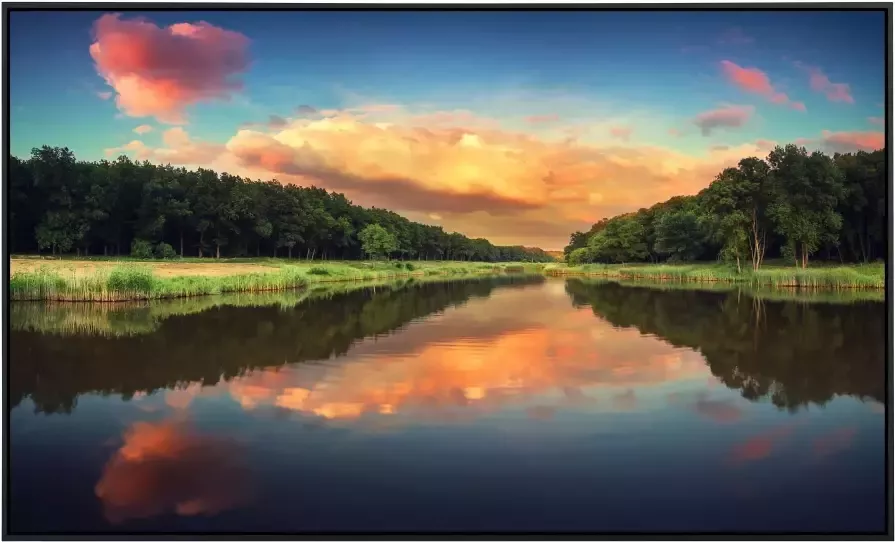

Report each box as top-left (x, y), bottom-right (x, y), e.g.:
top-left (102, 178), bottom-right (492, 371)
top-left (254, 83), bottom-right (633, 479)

top-left (7, 9), bottom-right (887, 248)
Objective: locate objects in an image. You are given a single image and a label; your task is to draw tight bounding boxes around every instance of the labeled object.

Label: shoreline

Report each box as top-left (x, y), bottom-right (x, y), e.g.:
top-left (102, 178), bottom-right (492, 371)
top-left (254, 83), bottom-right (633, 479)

top-left (9, 259), bottom-right (542, 302)
top-left (9, 258), bottom-right (884, 302)
top-left (544, 262), bottom-right (885, 290)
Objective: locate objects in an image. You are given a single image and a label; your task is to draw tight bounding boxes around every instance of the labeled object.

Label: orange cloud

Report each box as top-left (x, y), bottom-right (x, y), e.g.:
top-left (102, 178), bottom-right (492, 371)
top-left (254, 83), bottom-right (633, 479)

top-left (97, 91), bottom-right (113, 100)
top-left (94, 420), bottom-right (251, 524)
top-left (719, 60), bottom-right (804, 110)
top-left (693, 105), bottom-right (754, 136)
top-left (118, 103), bottom-right (780, 249)
top-left (106, 127), bottom-right (225, 164)
top-left (90, 13), bottom-right (250, 123)
top-left (133, 124), bottom-right (152, 135)
top-left (220, 286), bottom-right (711, 422)
top-left (795, 62), bottom-right (854, 104)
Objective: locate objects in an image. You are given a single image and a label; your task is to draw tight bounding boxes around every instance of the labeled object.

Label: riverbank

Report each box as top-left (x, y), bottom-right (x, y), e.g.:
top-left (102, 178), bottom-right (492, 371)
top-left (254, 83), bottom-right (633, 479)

top-left (544, 262), bottom-right (885, 289)
top-left (9, 257), bottom-right (546, 301)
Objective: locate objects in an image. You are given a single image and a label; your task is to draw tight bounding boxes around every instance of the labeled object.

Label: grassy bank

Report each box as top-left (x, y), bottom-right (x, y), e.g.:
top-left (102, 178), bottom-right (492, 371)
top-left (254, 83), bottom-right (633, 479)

top-left (11, 274), bottom-right (542, 337)
top-left (544, 261), bottom-right (885, 290)
top-left (9, 258), bottom-right (546, 302)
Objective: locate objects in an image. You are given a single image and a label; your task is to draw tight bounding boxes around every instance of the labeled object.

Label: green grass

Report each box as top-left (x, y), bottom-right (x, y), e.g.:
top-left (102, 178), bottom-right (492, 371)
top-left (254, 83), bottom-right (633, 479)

top-left (545, 261), bottom-right (885, 289)
top-left (569, 277), bottom-right (884, 304)
top-left (10, 274), bottom-right (490, 336)
top-left (9, 260), bottom-right (544, 302)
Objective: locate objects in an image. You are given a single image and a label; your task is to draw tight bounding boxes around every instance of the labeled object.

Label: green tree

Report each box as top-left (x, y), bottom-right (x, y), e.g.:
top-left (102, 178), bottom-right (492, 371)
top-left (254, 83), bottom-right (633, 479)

top-left (767, 145), bottom-right (845, 268)
top-left (358, 223), bottom-right (398, 260)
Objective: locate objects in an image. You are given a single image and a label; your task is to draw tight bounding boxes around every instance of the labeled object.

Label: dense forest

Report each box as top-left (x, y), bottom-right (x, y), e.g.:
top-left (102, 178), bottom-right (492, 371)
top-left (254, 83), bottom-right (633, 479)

top-left (563, 145), bottom-right (886, 269)
top-left (8, 146), bottom-right (554, 263)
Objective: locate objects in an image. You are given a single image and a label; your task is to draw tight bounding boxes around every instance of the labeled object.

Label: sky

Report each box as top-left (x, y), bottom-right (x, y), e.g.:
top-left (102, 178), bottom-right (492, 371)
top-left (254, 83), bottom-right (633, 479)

top-left (9, 10), bottom-right (887, 250)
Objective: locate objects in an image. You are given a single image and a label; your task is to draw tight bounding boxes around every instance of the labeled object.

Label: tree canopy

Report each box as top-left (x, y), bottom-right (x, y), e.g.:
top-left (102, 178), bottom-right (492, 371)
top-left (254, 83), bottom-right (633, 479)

top-left (9, 147), bottom-right (556, 263)
top-left (564, 144), bottom-right (885, 269)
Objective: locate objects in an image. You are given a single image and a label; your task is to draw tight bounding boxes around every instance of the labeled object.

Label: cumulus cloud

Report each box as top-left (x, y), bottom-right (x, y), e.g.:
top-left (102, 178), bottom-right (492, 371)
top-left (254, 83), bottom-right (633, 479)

top-left (794, 61), bottom-right (854, 104)
top-left (693, 105), bottom-right (754, 136)
top-left (106, 127), bottom-right (225, 164)
top-left (719, 60), bottom-right (805, 111)
top-left (90, 13), bottom-right (250, 123)
top-left (97, 91), bottom-right (113, 100)
top-left (868, 116), bottom-right (884, 126)
top-left (116, 104), bottom-right (779, 249)
top-left (133, 124), bottom-right (152, 135)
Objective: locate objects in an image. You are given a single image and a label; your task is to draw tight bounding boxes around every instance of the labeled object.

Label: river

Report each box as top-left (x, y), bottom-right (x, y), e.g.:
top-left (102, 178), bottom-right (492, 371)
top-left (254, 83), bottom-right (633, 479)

top-left (7, 276), bottom-right (887, 533)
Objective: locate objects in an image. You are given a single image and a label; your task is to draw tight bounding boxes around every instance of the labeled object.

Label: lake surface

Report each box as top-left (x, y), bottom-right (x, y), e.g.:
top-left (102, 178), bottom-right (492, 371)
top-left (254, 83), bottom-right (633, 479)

top-left (7, 276), bottom-right (888, 534)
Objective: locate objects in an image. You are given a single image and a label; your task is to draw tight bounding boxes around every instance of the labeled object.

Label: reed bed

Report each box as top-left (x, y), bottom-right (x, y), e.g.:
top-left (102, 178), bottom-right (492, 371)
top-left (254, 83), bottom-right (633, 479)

top-left (546, 262), bottom-right (884, 290)
top-left (10, 274), bottom-right (526, 337)
top-left (10, 260), bottom-right (539, 302)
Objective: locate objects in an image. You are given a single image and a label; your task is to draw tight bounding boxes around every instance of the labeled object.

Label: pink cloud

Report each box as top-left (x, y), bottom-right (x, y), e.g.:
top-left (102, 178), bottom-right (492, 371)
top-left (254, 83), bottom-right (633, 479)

top-left (755, 139), bottom-right (778, 152)
top-left (609, 126), bottom-right (633, 141)
top-left (90, 13), bottom-right (250, 124)
top-left (795, 62), bottom-right (854, 104)
top-left (97, 91), bottom-right (113, 100)
top-left (525, 114), bottom-right (559, 124)
top-left (820, 130), bottom-right (884, 153)
top-left (720, 60), bottom-right (803, 110)
top-left (693, 105), bottom-right (754, 136)
top-left (868, 116), bottom-right (884, 126)
top-left (133, 124), bottom-right (153, 135)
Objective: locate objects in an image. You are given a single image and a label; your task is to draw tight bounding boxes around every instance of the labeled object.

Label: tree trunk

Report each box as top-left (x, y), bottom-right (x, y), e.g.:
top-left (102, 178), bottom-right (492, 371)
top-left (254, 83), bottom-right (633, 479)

top-left (801, 243), bottom-right (808, 269)
top-left (180, 230), bottom-right (184, 257)
top-left (216, 244), bottom-right (220, 259)
top-left (257, 244), bottom-right (261, 257)
top-left (288, 246), bottom-right (293, 259)
top-left (104, 245), bottom-right (108, 256)
top-left (736, 254), bottom-right (741, 274)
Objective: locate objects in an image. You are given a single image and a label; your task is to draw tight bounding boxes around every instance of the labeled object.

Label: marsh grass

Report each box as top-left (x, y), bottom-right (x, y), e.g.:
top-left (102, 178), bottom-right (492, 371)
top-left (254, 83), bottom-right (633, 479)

top-left (10, 260), bottom-right (540, 302)
top-left (10, 274), bottom-right (518, 337)
top-left (547, 261), bottom-right (884, 290)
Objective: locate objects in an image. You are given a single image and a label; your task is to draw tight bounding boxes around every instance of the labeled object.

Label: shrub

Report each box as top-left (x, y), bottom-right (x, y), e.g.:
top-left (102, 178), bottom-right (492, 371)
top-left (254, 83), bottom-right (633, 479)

top-left (404, 262), bottom-right (416, 271)
top-left (155, 242), bottom-right (177, 260)
top-left (130, 239), bottom-right (154, 259)
top-left (308, 266), bottom-right (330, 276)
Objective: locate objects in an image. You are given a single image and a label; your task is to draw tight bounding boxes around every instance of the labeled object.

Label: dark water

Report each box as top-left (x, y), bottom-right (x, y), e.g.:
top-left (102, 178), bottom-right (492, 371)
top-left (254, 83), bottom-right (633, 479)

top-left (7, 276), bottom-right (888, 534)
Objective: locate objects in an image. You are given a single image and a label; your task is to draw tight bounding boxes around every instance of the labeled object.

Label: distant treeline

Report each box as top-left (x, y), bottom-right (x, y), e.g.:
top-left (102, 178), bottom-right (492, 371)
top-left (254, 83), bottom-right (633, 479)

top-left (564, 145), bottom-right (886, 269)
top-left (8, 146), bottom-right (555, 263)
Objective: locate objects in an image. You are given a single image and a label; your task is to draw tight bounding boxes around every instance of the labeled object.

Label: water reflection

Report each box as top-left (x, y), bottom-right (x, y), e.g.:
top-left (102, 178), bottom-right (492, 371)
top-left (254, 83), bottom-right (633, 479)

top-left (565, 279), bottom-right (886, 411)
top-left (8, 277), bottom-right (886, 533)
top-left (9, 275), bottom-right (544, 414)
top-left (95, 418), bottom-right (251, 524)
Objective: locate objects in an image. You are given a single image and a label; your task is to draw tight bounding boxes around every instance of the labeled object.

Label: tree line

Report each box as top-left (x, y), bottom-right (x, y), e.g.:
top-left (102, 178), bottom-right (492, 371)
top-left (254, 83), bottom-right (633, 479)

top-left (563, 145), bottom-right (886, 269)
top-left (9, 146), bottom-right (555, 263)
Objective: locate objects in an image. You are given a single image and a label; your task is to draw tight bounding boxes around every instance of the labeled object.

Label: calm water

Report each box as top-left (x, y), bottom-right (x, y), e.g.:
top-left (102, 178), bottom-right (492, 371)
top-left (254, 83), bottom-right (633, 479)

top-left (8, 276), bottom-right (888, 534)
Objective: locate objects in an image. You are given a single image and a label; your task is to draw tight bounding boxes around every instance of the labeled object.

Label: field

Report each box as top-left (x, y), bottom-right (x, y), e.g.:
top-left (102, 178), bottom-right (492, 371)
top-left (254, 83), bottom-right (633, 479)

top-left (9, 256), bottom-right (544, 302)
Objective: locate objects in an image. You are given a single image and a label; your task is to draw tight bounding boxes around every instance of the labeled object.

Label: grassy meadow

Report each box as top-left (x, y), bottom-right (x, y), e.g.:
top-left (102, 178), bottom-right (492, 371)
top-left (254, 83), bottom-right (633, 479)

top-left (9, 256), bottom-right (545, 302)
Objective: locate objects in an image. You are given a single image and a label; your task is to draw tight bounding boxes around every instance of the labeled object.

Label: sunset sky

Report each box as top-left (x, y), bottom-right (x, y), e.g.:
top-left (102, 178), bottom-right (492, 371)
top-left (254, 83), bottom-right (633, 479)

top-left (9, 10), bottom-right (886, 250)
